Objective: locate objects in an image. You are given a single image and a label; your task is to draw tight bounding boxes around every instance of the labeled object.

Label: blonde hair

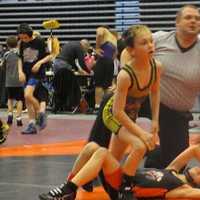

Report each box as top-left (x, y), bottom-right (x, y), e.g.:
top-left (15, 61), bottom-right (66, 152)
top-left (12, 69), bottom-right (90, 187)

top-left (125, 25), bottom-right (151, 47)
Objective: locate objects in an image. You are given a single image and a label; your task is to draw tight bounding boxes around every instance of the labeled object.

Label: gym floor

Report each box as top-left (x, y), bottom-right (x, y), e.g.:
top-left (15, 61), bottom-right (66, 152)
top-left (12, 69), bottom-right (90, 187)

top-left (0, 110), bottom-right (199, 200)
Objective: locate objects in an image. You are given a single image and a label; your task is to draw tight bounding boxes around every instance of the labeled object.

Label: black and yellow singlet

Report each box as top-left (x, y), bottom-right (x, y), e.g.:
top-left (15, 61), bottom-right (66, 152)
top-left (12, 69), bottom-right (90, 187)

top-left (102, 59), bottom-right (157, 134)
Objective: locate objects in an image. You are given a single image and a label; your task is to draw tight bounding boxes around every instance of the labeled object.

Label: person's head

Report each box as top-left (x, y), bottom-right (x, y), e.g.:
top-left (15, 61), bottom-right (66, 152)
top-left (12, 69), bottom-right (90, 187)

top-left (80, 39), bottom-right (91, 52)
top-left (6, 36), bottom-right (18, 49)
top-left (17, 23), bottom-right (33, 43)
top-left (125, 25), bottom-right (154, 59)
top-left (176, 5), bottom-right (200, 37)
top-left (184, 167), bottom-right (200, 188)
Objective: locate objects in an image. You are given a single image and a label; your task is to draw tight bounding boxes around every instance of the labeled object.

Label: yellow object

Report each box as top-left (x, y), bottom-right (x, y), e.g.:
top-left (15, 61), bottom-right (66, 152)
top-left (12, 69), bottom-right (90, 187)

top-left (2, 122), bottom-right (10, 136)
top-left (42, 20), bottom-right (60, 29)
top-left (47, 36), bottom-right (60, 58)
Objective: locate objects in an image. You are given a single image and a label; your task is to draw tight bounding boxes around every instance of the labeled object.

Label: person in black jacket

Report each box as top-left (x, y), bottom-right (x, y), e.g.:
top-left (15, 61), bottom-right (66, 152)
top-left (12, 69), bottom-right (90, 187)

top-left (53, 39), bottom-right (91, 74)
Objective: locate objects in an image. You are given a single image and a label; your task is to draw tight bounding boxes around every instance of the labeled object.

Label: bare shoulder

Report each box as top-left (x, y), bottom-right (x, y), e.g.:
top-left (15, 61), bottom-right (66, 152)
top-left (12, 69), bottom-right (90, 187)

top-left (117, 69), bottom-right (132, 88)
top-left (120, 48), bottom-right (133, 66)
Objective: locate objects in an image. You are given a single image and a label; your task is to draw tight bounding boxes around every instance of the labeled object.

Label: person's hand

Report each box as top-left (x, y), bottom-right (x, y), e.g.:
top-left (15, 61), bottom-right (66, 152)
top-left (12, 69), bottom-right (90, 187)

top-left (32, 62), bottom-right (42, 73)
top-left (96, 48), bottom-right (104, 57)
top-left (19, 71), bottom-right (26, 83)
top-left (151, 120), bottom-right (159, 144)
top-left (140, 130), bottom-right (156, 151)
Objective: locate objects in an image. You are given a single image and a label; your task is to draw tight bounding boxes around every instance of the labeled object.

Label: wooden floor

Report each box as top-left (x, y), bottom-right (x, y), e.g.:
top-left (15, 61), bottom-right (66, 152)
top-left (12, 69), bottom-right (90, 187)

top-left (0, 113), bottom-right (199, 200)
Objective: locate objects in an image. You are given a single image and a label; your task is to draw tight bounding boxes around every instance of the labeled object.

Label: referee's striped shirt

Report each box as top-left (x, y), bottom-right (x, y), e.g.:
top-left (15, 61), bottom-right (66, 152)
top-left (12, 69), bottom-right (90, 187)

top-left (153, 31), bottom-right (200, 111)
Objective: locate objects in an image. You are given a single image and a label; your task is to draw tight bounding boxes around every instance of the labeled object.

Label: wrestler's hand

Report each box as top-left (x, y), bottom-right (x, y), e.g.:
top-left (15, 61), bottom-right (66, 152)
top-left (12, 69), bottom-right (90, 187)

top-left (19, 71), bottom-right (26, 83)
top-left (140, 131), bottom-right (156, 151)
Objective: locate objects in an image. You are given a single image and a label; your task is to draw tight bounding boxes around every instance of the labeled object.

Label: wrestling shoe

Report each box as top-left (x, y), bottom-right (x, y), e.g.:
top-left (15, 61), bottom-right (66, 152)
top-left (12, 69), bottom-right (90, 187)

top-left (21, 123), bottom-right (37, 134)
top-left (0, 135), bottom-right (6, 144)
top-left (0, 122), bottom-right (9, 144)
top-left (7, 114), bottom-right (13, 125)
top-left (16, 118), bottom-right (23, 126)
top-left (39, 182), bottom-right (76, 200)
top-left (36, 112), bottom-right (47, 130)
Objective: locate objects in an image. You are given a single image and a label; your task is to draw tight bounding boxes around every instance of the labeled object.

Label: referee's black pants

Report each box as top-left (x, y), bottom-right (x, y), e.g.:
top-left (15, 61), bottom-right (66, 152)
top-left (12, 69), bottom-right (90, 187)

top-left (158, 103), bottom-right (191, 168)
top-left (140, 99), bottom-right (192, 169)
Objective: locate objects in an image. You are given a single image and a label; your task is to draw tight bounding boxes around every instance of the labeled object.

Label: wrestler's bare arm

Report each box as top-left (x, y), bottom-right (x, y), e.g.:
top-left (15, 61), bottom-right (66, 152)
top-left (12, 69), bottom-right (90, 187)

top-left (166, 184), bottom-right (200, 198)
top-left (166, 144), bottom-right (200, 172)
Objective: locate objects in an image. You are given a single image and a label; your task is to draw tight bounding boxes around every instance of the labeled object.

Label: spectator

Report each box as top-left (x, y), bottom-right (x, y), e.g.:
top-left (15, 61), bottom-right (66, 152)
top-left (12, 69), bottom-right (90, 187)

top-left (84, 46), bottom-right (96, 73)
top-left (53, 39), bottom-right (91, 74)
top-left (93, 26), bottom-right (117, 111)
top-left (1, 36), bottom-right (24, 126)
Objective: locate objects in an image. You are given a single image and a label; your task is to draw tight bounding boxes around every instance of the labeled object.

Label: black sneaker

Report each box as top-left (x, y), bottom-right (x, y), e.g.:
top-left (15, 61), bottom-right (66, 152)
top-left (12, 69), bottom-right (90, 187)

top-left (39, 183), bottom-right (76, 200)
top-left (7, 115), bottom-right (13, 125)
top-left (16, 119), bottom-right (23, 126)
top-left (21, 123), bottom-right (37, 134)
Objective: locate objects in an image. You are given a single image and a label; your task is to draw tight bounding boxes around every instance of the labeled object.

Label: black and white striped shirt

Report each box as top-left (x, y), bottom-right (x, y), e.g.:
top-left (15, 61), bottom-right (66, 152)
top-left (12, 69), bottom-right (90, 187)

top-left (153, 31), bottom-right (200, 111)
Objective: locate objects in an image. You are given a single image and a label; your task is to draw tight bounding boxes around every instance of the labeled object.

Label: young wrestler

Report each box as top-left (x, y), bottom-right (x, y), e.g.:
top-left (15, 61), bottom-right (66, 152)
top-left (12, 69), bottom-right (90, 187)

top-left (39, 117), bottom-right (152, 200)
top-left (88, 24), bottom-right (161, 198)
top-left (39, 134), bottom-right (200, 200)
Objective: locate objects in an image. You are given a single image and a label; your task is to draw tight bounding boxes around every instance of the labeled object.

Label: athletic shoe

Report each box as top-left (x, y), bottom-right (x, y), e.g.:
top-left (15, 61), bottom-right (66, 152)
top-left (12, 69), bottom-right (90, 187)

top-left (36, 112), bottom-right (47, 130)
top-left (39, 183), bottom-right (76, 200)
top-left (0, 135), bottom-right (6, 144)
top-left (0, 122), bottom-right (9, 144)
top-left (16, 119), bottom-right (23, 126)
top-left (7, 115), bottom-right (13, 125)
top-left (1, 122), bottom-right (10, 135)
top-left (21, 123), bottom-right (37, 134)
